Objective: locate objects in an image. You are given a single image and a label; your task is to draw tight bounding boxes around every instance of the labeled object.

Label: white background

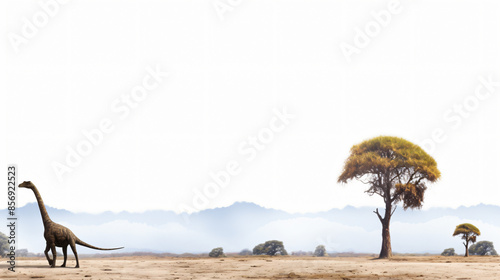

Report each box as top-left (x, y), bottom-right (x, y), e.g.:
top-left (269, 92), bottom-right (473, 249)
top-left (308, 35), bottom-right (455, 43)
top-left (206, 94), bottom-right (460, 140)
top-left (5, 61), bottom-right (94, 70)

top-left (2, 0), bottom-right (500, 214)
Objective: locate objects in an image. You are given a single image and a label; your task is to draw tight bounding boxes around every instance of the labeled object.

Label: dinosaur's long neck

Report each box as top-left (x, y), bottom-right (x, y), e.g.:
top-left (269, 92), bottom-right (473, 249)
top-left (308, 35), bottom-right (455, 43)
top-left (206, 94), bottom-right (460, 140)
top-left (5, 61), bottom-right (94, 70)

top-left (31, 186), bottom-right (52, 227)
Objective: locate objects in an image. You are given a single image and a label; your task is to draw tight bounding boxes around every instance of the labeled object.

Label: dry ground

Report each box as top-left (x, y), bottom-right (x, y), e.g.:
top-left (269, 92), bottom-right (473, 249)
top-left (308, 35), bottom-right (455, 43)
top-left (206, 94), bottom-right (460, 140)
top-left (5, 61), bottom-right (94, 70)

top-left (0, 256), bottom-right (499, 279)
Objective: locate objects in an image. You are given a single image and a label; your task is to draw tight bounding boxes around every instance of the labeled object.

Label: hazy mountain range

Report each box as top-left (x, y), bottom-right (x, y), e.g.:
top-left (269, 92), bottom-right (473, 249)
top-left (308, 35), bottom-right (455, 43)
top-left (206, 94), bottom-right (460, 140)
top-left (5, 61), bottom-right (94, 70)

top-left (2, 202), bottom-right (499, 255)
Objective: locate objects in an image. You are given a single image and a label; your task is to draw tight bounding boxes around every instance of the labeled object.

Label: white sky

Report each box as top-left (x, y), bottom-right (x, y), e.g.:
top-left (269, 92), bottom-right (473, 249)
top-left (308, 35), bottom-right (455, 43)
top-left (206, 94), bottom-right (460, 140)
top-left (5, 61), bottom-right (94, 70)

top-left (2, 0), bottom-right (500, 214)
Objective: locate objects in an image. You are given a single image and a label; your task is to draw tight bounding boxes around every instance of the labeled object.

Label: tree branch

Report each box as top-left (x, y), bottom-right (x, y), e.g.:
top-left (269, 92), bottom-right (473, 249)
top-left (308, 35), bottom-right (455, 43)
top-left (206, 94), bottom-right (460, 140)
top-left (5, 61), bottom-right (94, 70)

top-left (373, 208), bottom-right (383, 222)
top-left (405, 169), bottom-right (417, 186)
top-left (390, 192), bottom-right (399, 203)
top-left (390, 205), bottom-right (397, 217)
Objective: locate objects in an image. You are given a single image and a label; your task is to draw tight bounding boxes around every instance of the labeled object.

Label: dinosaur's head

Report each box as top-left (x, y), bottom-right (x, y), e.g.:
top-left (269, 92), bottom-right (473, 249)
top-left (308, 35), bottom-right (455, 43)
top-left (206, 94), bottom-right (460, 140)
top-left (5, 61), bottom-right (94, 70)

top-left (19, 181), bottom-right (35, 189)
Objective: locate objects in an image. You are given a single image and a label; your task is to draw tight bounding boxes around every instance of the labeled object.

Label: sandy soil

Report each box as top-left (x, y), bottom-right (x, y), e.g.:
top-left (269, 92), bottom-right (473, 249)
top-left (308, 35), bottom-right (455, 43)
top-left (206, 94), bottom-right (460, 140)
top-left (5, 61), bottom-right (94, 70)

top-left (1, 256), bottom-right (499, 279)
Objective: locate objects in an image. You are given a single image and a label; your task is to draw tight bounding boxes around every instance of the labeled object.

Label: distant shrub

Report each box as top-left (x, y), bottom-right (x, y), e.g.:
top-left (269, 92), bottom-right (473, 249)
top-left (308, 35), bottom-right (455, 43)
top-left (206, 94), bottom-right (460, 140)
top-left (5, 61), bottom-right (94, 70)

top-left (253, 243), bottom-right (265, 255)
top-left (239, 249), bottom-right (252, 256)
top-left (17, 249), bottom-right (28, 257)
top-left (469, 241), bottom-right (498, 256)
top-left (209, 247), bottom-right (225, 258)
top-left (253, 240), bottom-right (288, 256)
top-left (313, 245), bottom-right (328, 257)
top-left (441, 248), bottom-right (456, 256)
top-left (291, 251), bottom-right (312, 256)
top-left (0, 232), bottom-right (9, 257)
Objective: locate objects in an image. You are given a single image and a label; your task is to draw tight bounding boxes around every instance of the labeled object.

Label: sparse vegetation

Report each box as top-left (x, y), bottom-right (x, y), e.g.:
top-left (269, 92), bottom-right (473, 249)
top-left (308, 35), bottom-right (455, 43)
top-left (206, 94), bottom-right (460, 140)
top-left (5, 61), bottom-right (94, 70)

top-left (338, 136), bottom-right (441, 258)
top-left (209, 247), bottom-right (226, 258)
top-left (441, 248), bottom-right (456, 256)
top-left (239, 249), bottom-right (252, 256)
top-left (313, 245), bottom-right (328, 257)
top-left (0, 232), bottom-right (9, 257)
top-left (453, 223), bottom-right (480, 257)
top-left (17, 249), bottom-right (28, 257)
top-left (469, 241), bottom-right (497, 256)
top-left (253, 240), bottom-right (288, 256)
top-left (291, 251), bottom-right (312, 256)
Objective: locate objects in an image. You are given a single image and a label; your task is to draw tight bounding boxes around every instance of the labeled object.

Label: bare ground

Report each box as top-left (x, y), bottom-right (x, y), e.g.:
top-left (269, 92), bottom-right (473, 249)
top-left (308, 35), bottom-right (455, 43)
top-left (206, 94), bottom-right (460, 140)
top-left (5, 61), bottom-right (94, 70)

top-left (1, 256), bottom-right (499, 280)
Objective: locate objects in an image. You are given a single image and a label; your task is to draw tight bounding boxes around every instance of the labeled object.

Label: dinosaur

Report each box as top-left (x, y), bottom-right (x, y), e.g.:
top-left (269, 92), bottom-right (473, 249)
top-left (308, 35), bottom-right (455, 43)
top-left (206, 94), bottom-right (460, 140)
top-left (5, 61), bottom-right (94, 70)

top-left (19, 181), bottom-right (123, 268)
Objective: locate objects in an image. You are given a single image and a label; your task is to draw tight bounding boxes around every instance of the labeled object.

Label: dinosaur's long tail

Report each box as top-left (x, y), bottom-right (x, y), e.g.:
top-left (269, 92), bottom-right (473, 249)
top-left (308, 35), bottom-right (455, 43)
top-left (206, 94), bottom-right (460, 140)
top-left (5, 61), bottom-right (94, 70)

top-left (75, 237), bottom-right (124, 251)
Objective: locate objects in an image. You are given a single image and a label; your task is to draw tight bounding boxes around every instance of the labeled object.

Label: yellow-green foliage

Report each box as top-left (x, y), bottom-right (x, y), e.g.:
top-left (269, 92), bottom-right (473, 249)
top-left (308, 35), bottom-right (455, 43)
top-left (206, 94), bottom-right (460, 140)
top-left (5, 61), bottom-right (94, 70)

top-left (453, 223), bottom-right (481, 237)
top-left (338, 136), bottom-right (440, 209)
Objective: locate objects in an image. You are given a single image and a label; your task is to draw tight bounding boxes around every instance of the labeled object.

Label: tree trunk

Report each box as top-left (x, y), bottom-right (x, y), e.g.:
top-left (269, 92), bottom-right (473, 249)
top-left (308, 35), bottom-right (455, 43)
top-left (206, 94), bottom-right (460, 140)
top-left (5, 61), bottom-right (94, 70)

top-left (379, 219), bottom-right (392, 258)
top-left (464, 241), bottom-right (469, 257)
top-left (378, 204), bottom-right (393, 259)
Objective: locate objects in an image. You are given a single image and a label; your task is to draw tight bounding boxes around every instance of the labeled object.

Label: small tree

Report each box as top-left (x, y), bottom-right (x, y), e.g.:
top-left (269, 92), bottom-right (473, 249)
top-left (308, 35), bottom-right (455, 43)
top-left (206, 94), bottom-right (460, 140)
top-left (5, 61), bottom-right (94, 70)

top-left (453, 223), bottom-right (480, 257)
top-left (441, 248), bottom-right (456, 256)
top-left (209, 247), bottom-right (225, 258)
top-left (253, 240), bottom-right (288, 256)
top-left (239, 249), bottom-right (252, 256)
top-left (469, 241), bottom-right (497, 256)
top-left (0, 232), bottom-right (9, 257)
top-left (313, 245), bottom-right (328, 257)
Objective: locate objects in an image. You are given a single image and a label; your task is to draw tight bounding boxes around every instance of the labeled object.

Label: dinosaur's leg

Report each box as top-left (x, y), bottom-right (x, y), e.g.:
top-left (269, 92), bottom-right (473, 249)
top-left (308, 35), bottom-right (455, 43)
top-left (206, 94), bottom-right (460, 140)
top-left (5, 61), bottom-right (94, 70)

top-left (44, 244), bottom-right (53, 266)
top-left (50, 245), bottom-right (57, 268)
top-left (70, 241), bottom-right (79, 268)
top-left (60, 245), bottom-right (68, 267)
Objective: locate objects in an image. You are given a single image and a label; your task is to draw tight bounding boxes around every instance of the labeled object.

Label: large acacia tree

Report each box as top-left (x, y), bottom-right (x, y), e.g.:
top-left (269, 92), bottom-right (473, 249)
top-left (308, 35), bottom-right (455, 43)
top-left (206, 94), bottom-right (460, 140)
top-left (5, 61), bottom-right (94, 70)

top-left (338, 136), bottom-right (440, 258)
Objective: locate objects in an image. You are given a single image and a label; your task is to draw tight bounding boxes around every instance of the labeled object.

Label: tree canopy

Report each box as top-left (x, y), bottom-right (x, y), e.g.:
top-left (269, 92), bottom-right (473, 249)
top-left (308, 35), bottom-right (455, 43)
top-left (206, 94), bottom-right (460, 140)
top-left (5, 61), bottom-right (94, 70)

top-left (453, 223), bottom-right (481, 238)
top-left (338, 136), bottom-right (440, 209)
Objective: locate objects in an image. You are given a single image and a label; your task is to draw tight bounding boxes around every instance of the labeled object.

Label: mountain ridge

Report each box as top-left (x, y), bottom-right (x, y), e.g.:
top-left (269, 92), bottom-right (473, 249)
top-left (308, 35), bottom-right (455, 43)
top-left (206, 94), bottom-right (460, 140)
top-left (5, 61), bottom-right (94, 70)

top-left (3, 202), bottom-right (499, 255)
top-left (14, 200), bottom-right (500, 215)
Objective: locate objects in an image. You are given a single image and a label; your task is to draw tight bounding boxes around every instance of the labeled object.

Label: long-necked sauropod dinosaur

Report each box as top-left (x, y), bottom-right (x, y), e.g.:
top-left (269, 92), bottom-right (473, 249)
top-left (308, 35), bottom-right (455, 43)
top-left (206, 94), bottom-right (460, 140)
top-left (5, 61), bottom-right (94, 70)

top-left (19, 181), bottom-right (123, 268)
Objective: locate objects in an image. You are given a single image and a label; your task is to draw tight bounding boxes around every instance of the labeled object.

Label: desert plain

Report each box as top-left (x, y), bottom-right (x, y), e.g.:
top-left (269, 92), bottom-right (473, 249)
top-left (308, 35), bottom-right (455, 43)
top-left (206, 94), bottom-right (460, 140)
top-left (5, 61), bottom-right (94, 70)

top-left (1, 255), bottom-right (499, 280)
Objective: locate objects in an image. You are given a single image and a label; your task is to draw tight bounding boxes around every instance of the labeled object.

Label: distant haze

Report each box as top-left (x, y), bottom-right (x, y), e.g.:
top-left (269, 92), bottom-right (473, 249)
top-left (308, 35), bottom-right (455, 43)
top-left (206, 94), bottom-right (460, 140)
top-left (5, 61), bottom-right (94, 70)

top-left (6, 202), bottom-right (500, 256)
